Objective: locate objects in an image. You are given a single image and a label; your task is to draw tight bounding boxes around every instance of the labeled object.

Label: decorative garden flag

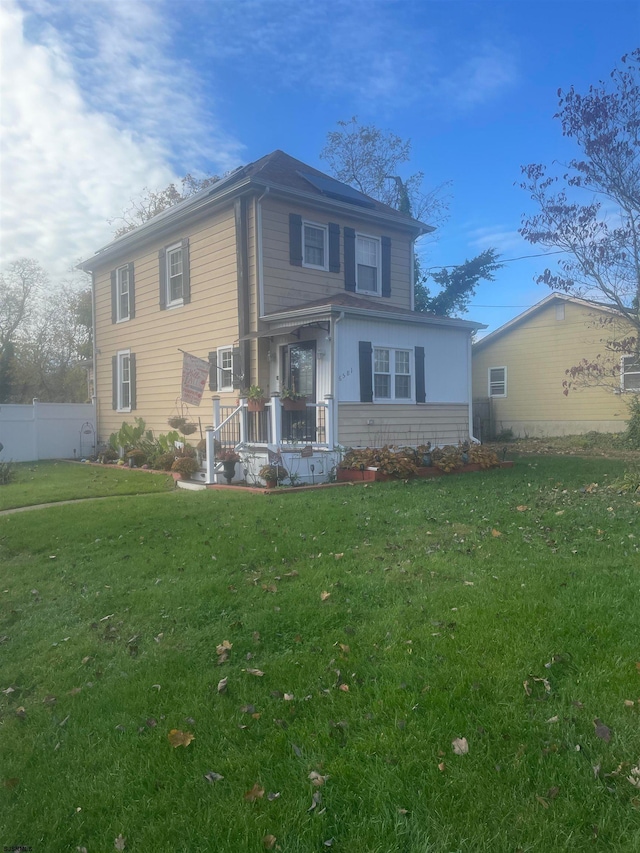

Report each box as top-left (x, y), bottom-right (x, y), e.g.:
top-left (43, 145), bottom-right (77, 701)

top-left (181, 352), bottom-right (209, 406)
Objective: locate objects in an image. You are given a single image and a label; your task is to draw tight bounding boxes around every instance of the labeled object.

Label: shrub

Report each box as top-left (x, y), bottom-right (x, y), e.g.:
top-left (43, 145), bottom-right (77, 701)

top-left (125, 449), bottom-right (147, 466)
top-left (171, 457), bottom-right (199, 477)
top-left (155, 452), bottom-right (177, 471)
top-left (0, 460), bottom-right (15, 485)
top-left (468, 444), bottom-right (500, 469)
top-left (259, 464), bottom-right (287, 483)
top-left (431, 445), bottom-right (464, 473)
top-left (623, 395), bottom-right (640, 449)
top-left (340, 446), bottom-right (420, 478)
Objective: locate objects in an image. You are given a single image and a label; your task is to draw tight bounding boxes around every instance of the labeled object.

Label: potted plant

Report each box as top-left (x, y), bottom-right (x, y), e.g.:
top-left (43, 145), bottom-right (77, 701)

top-left (171, 456), bottom-right (199, 480)
top-left (280, 387), bottom-right (307, 411)
top-left (219, 449), bottom-right (241, 483)
top-left (244, 385), bottom-right (266, 413)
top-left (168, 416), bottom-right (187, 430)
top-left (259, 463), bottom-right (287, 489)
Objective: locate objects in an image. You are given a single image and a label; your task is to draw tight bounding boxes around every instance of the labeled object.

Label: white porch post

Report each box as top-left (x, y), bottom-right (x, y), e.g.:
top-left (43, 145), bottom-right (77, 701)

top-left (239, 398), bottom-right (247, 445)
top-left (270, 393), bottom-right (282, 446)
top-left (205, 427), bottom-right (216, 484)
top-left (324, 394), bottom-right (334, 448)
top-left (212, 396), bottom-right (221, 429)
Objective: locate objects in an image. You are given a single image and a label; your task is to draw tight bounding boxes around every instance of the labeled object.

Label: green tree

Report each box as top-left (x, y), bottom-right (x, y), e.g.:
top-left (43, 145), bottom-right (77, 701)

top-left (321, 118), bottom-right (501, 316)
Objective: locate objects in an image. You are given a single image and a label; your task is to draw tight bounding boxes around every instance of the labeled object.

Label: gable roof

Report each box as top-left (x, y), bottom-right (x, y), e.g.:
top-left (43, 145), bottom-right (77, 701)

top-left (80, 150), bottom-right (434, 271)
top-left (473, 293), bottom-right (625, 351)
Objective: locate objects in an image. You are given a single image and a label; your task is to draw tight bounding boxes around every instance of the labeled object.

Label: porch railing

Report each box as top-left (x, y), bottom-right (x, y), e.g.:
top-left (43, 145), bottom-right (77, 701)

top-left (206, 395), bottom-right (333, 458)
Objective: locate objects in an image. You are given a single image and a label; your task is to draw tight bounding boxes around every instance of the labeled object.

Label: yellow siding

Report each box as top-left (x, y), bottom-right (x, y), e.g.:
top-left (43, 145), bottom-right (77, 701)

top-left (94, 204), bottom-right (240, 443)
top-left (261, 197), bottom-right (413, 315)
top-left (338, 403), bottom-right (470, 448)
top-left (472, 301), bottom-right (632, 436)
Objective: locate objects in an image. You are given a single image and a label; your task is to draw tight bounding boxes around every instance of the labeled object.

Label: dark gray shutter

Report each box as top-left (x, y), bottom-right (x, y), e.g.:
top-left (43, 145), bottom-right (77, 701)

top-left (129, 353), bottom-right (137, 410)
top-left (181, 238), bottom-right (191, 304)
top-left (111, 270), bottom-right (117, 324)
top-left (289, 214), bottom-right (302, 266)
top-left (344, 227), bottom-right (356, 291)
top-left (112, 355), bottom-right (118, 409)
top-left (158, 248), bottom-right (167, 310)
top-left (128, 262), bottom-right (135, 319)
top-left (415, 346), bottom-right (425, 403)
top-left (328, 223), bottom-right (340, 273)
top-left (208, 351), bottom-right (218, 391)
top-left (381, 236), bottom-right (391, 297)
top-left (359, 341), bottom-right (373, 403)
top-left (232, 346), bottom-right (242, 389)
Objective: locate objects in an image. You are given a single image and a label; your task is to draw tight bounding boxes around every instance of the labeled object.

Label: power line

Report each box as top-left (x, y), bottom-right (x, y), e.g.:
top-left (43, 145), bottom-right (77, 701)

top-left (423, 249), bottom-right (567, 272)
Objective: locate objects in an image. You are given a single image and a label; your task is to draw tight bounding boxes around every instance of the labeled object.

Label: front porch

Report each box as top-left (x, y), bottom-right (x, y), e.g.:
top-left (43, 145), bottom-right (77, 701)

top-left (199, 394), bottom-right (339, 486)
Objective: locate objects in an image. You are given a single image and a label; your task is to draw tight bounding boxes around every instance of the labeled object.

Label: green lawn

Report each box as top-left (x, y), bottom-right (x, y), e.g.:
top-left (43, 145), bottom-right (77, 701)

top-left (0, 461), bottom-right (174, 511)
top-left (1, 457), bottom-right (639, 852)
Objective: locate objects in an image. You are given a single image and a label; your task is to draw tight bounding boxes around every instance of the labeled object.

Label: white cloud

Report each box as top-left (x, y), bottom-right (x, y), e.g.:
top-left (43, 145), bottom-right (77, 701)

top-left (0, 0), bottom-right (243, 280)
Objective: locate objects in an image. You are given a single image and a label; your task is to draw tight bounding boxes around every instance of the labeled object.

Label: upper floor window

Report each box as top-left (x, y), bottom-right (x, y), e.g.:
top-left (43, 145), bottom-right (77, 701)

top-left (159, 238), bottom-right (190, 310)
top-left (622, 355), bottom-right (640, 392)
top-left (111, 262), bottom-right (135, 323)
top-left (116, 265), bottom-right (130, 321)
top-left (303, 222), bottom-right (328, 270)
top-left (489, 366), bottom-right (507, 397)
top-left (356, 235), bottom-right (381, 294)
top-left (374, 347), bottom-right (412, 400)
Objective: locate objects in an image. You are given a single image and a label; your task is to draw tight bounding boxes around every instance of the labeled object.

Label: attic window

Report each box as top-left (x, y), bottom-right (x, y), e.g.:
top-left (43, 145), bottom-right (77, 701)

top-left (555, 303), bottom-right (565, 321)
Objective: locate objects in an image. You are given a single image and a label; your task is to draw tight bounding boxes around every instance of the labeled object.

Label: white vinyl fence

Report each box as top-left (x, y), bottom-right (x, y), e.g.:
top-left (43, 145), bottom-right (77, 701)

top-left (0, 401), bottom-right (96, 463)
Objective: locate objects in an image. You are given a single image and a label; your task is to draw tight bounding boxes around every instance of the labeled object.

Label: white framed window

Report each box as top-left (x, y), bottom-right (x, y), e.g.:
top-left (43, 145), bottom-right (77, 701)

top-left (489, 366), bottom-right (507, 397)
top-left (116, 265), bottom-right (130, 322)
top-left (302, 222), bottom-right (328, 270)
top-left (356, 234), bottom-right (381, 294)
top-left (555, 303), bottom-right (565, 321)
top-left (166, 243), bottom-right (184, 306)
top-left (218, 346), bottom-right (234, 391)
top-left (117, 350), bottom-right (132, 411)
top-left (621, 355), bottom-right (640, 392)
top-left (373, 347), bottom-right (412, 401)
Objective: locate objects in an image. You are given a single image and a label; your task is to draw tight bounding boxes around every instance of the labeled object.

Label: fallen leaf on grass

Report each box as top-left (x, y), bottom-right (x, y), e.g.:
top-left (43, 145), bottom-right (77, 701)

top-left (114, 835), bottom-right (126, 851)
top-left (217, 677), bottom-right (228, 694)
top-left (308, 790), bottom-right (322, 812)
top-left (240, 704), bottom-right (256, 714)
top-left (245, 668), bottom-right (264, 677)
top-left (267, 791), bottom-right (281, 801)
top-left (593, 719), bottom-right (611, 742)
top-left (309, 771), bottom-right (329, 786)
top-left (320, 591), bottom-right (331, 601)
top-left (323, 839), bottom-right (334, 847)
top-left (284, 693), bottom-right (294, 701)
top-left (627, 765), bottom-right (640, 788)
top-left (516, 505), bottom-right (529, 512)
top-left (491, 529), bottom-right (502, 538)
top-left (244, 782), bottom-right (265, 802)
top-left (263, 835), bottom-right (277, 850)
top-left (535, 795), bottom-right (549, 809)
top-left (438, 762), bottom-right (446, 772)
top-left (3, 778), bottom-right (19, 789)
top-left (15, 707), bottom-right (26, 719)
top-left (624, 699), bottom-right (636, 707)
top-left (338, 683), bottom-right (349, 692)
top-left (68, 687), bottom-right (82, 696)
top-left (2, 686), bottom-right (15, 695)
top-left (168, 729), bottom-right (194, 748)
top-left (547, 786), bottom-right (560, 799)
top-left (452, 737), bottom-right (469, 755)
top-left (204, 771), bottom-right (224, 783)
top-left (547, 715), bottom-right (559, 724)
top-left (43, 694), bottom-right (57, 706)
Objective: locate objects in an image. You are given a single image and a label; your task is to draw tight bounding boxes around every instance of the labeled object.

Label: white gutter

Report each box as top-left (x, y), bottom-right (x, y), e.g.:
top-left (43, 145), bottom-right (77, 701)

top-left (264, 302), bottom-right (485, 332)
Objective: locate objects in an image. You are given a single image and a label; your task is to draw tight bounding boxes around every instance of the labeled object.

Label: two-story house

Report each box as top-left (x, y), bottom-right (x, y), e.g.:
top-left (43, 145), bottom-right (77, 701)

top-left (80, 151), bottom-right (484, 483)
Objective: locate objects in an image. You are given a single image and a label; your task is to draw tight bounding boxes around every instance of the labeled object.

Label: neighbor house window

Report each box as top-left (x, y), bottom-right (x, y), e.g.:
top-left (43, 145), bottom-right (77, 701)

top-left (303, 222), bottom-right (327, 269)
top-left (622, 355), bottom-right (640, 391)
top-left (166, 243), bottom-right (184, 305)
top-left (116, 265), bottom-right (130, 321)
top-left (356, 234), bottom-right (380, 294)
top-left (374, 347), bottom-right (412, 400)
top-left (114, 350), bottom-right (135, 412)
top-left (489, 366), bottom-right (507, 397)
top-left (218, 347), bottom-right (234, 391)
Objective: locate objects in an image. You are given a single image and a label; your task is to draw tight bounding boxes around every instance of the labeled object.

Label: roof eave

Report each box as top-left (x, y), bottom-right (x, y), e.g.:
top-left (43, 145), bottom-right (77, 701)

top-left (263, 302), bottom-right (484, 331)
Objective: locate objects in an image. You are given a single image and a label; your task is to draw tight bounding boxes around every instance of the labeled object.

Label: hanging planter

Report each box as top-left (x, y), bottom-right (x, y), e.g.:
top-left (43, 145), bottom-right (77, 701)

top-left (168, 416), bottom-right (187, 430)
top-left (180, 422), bottom-right (198, 435)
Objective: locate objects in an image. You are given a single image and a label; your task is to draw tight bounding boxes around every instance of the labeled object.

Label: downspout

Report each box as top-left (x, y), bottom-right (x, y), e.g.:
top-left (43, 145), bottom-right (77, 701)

top-left (256, 187), bottom-right (270, 319)
top-left (468, 333), bottom-right (480, 443)
top-left (332, 310), bottom-right (345, 448)
top-left (90, 271), bottom-right (98, 441)
top-left (410, 237), bottom-right (416, 312)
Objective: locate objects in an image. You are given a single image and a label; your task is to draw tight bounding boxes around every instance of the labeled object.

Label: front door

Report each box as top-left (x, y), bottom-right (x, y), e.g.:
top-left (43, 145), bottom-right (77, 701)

top-left (284, 341), bottom-right (316, 399)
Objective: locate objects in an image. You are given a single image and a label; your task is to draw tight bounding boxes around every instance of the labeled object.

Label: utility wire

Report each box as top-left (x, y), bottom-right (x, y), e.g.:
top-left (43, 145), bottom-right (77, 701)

top-left (422, 249), bottom-right (567, 272)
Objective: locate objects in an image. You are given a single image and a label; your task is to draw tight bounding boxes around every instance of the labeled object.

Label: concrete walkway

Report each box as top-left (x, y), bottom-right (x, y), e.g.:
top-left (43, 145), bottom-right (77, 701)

top-left (0, 492), bottom-right (174, 517)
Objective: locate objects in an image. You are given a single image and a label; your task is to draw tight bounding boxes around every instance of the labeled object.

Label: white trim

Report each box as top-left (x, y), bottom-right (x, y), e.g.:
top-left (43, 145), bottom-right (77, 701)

top-left (217, 346), bottom-right (234, 391)
top-left (355, 233), bottom-right (381, 296)
top-left (165, 241), bottom-right (184, 307)
top-left (116, 349), bottom-right (132, 412)
top-left (488, 365), bottom-right (507, 398)
top-left (302, 220), bottom-right (328, 270)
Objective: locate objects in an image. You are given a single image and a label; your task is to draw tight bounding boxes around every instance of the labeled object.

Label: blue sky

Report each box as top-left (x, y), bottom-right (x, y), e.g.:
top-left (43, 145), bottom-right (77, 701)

top-left (1, 0), bottom-right (638, 334)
